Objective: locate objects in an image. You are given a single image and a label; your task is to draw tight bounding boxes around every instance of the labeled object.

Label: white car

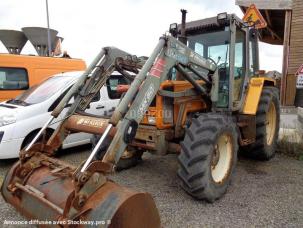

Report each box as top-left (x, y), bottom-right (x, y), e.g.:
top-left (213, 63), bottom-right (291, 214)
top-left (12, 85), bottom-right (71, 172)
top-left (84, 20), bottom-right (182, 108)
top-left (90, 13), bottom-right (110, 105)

top-left (0, 71), bottom-right (125, 159)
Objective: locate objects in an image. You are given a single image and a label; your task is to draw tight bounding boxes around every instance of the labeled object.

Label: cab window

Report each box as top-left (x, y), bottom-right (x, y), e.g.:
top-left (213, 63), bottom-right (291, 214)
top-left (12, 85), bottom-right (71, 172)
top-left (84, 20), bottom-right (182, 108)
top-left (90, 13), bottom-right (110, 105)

top-left (188, 30), bottom-right (231, 66)
top-left (0, 67), bottom-right (29, 90)
top-left (106, 75), bottom-right (128, 99)
top-left (194, 43), bottom-right (204, 56)
top-left (249, 29), bottom-right (259, 76)
top-left (233, 27), bottom-right (246, 103)
top-left (234, 29), bottom-right (246, 79)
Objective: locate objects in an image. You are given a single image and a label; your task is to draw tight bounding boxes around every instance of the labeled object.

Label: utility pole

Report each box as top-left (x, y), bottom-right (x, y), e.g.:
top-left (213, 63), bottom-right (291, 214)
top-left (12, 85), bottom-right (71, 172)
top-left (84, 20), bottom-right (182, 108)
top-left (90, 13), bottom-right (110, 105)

top-left (46, 0), bottom-right (51, 56)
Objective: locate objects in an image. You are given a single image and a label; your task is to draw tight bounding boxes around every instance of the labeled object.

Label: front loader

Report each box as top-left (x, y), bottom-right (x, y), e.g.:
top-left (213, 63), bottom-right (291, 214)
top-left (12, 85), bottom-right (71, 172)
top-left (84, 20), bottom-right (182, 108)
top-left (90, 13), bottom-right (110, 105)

top-left (2, 11), bottom-right (280, 227)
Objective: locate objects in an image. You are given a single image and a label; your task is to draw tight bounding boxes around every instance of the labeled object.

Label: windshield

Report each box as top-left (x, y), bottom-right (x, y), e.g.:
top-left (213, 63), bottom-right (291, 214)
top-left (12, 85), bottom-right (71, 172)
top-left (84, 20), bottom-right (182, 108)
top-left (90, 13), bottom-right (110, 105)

top-left (7, 76), bottom-right (73, 105)
top-left (188, 30), bottom-right (230, 66)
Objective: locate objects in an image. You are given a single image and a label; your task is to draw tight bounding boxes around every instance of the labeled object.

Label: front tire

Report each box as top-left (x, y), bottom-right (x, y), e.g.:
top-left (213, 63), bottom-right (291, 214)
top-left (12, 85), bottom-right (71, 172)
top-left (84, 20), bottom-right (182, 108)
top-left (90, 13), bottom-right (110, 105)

top-left (178, 114), bottom-right (238, 202)
top-left (91, 135), bottom-right (143, 171)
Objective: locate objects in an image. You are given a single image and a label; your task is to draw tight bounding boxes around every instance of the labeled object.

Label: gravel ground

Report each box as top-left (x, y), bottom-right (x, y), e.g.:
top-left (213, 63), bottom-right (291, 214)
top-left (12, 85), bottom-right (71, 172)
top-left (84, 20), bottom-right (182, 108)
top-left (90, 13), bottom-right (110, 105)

top-left (0, 146), bottom-right (302, 227)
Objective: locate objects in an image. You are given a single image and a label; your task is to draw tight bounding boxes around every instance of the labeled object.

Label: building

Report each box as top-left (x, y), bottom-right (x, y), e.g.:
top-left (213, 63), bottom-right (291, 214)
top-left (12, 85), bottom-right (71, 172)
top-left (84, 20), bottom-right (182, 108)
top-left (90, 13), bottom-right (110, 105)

top-left (236, 0), bottom-right (303, 106)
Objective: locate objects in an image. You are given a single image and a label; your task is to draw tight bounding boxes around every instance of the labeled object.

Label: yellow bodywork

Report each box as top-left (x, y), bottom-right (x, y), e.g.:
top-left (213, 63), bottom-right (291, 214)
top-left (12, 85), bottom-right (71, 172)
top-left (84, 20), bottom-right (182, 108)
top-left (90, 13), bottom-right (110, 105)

top-left (242, 77), bottom-right (276, 115)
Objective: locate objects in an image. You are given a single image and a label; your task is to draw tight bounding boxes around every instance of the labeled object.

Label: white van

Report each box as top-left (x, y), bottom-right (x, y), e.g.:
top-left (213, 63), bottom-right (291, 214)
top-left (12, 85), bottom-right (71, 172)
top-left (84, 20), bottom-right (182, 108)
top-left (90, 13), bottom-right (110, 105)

top-left (0, 71), bottom-right (125, 159)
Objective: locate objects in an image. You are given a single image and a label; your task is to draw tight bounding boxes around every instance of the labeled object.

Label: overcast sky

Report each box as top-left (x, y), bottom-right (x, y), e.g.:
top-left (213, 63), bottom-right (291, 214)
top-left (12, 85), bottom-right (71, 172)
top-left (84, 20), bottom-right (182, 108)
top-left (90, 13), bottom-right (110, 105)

top-left (0, 0), bottom-right (283, 71)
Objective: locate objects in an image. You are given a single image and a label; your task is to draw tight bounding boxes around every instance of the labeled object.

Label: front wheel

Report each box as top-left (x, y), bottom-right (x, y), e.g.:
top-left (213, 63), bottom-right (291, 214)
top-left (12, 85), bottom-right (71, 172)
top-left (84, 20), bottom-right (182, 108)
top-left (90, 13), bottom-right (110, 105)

top-left (178, 114), bottom-right (238, 202)
top-left (91, 135), bottom-right (143, 171)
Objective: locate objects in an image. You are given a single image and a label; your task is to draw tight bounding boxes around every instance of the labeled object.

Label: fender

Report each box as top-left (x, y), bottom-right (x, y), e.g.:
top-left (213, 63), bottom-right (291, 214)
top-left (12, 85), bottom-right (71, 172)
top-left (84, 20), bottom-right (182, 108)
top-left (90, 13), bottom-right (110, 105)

top-left (242, 77), bottom-right (276, 115)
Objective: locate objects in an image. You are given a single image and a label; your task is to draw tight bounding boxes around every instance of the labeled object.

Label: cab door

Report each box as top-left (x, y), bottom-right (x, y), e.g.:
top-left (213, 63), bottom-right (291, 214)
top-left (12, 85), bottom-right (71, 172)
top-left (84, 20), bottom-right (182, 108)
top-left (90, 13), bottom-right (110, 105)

top-left (231, 25), bottom-right (247, 106)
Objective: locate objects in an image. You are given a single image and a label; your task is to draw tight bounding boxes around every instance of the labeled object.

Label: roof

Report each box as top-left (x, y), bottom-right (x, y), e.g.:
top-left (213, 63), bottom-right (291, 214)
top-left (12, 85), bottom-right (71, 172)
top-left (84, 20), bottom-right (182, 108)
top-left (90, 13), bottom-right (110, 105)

top-left (179, 15), bottom-right (240, 35)
top-left (0, 53), bottom-right (82, 61)
top-left (236, 0), bottom-right (293, 45)
top-left (236, 0), bottom-right (292, 10)
top-left (182, 16), bottom-right (222, 34)
top-left (0, 53), bottom-right (86, 71)
top-left (52, 71), bottom-right (83, 79)
top-left (52, 70), bottom-right (123, 79)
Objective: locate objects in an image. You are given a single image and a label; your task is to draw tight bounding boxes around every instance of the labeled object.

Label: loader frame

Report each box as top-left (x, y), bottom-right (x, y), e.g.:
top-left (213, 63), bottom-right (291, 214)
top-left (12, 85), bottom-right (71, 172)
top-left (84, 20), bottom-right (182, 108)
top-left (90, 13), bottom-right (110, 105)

top-left (1, 12), bottom-right (279, 227)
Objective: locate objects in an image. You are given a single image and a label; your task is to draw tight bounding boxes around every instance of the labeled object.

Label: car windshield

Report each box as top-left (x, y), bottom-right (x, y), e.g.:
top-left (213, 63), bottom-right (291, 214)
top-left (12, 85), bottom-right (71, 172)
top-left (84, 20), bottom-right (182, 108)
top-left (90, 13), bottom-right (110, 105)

top-left (7, 76), bottom-right (73, 105)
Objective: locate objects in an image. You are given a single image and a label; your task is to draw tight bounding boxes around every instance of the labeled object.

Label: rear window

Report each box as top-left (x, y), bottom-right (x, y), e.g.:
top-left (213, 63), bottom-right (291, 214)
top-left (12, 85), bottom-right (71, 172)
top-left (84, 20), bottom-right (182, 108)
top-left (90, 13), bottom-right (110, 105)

top-left (0, 67), bottom-right (29, 90)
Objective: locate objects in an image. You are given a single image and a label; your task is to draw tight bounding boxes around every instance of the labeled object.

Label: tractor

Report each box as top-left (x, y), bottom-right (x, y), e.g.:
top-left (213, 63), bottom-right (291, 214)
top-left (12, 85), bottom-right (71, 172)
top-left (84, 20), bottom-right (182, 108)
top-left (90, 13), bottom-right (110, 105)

top-left (1, 10), bottom-right (279, 227)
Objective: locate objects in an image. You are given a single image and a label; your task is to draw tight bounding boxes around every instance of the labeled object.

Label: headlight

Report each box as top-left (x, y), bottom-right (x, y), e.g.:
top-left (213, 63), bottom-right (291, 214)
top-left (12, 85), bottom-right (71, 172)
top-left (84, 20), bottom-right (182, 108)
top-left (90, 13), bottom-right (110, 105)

top-left (169, 23), bottom-right (178, 37)
top-left (147, 116), bottom-right (156, 125)
top-left (0, 114), bottom-right (17, 127)
top-left (217, 12), bottom-right (228, 21)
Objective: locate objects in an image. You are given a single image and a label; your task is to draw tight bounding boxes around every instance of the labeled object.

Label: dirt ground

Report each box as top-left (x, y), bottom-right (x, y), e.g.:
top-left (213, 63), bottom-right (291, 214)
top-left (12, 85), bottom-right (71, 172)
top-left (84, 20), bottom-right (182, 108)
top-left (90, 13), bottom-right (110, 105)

top-left (0, 146), bottom-right (302, 227)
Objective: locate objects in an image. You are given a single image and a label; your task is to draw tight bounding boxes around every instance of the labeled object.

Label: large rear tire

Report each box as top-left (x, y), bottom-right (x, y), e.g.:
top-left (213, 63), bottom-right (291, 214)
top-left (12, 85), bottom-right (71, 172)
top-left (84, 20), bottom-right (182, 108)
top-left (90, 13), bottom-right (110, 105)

top-left (242, 86), bottom-right (280, 160)
top-left (91, 135), bottom-right (143, 171)
top-left (178, 114), bottom-right (238, 202)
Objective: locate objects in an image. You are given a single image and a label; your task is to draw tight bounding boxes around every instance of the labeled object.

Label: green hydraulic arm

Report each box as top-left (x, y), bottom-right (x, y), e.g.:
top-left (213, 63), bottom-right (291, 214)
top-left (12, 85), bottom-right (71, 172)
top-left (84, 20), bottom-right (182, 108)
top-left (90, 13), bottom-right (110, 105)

top-left (81, 35), bottom-right (218, 172)
top-left (23, 47), bottom-right (146, 156)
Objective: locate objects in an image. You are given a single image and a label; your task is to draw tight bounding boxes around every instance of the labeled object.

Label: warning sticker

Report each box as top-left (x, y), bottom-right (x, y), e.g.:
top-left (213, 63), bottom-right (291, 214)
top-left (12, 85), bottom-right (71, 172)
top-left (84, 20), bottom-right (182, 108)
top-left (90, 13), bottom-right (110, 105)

top-left (150, 58), bottom-right (166, 78)
top-left (243, 4), bottom-right (267, 29)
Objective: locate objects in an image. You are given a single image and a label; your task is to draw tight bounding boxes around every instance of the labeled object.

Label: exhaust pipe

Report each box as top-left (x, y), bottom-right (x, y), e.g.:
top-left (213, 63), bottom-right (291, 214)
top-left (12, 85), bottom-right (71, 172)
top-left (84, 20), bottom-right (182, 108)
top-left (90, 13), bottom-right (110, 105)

top-left (179, 9), bottom-right (187, 45)
top-left (176, 9), bottom-right (187, 80)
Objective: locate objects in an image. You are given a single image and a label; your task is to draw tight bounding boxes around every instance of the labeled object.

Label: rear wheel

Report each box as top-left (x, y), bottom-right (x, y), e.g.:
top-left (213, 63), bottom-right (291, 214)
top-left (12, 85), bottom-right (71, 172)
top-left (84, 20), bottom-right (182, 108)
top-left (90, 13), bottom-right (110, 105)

top-left (91, 135), bottom-right (143, 171)
top-left (242, 86), bottom-right (280, 160)
top-left (178, 114), bottom-right (238, 202)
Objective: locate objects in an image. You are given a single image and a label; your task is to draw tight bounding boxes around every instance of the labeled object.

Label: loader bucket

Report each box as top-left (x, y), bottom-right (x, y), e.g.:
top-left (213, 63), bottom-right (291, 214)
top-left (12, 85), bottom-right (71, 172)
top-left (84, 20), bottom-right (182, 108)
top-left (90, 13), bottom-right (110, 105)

top-left (1, 160), bottom-right (161, 227)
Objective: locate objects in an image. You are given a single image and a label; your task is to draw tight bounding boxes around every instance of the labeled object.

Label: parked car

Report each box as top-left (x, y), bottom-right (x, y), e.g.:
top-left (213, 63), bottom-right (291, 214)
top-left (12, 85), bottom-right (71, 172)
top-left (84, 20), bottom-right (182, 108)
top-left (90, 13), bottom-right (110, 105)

top-left (0, 71), bottom-right (126, 159)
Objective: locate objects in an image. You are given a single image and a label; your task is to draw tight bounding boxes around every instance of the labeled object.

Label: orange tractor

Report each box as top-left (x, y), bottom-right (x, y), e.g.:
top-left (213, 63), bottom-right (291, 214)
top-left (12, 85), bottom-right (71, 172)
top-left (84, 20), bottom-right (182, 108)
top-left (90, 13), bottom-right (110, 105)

top-left (1, 11), bottom-right (279, 227)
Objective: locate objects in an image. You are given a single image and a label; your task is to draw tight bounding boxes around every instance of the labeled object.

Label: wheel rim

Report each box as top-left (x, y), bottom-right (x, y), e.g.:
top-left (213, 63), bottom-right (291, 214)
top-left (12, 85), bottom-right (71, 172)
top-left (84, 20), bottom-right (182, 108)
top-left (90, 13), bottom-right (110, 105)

top-left (266, 101), bottom-right (277, 145)
top-left (211, 133), bottom-right (233, 184)
top-left (121, 150), bottom-right (135, 159)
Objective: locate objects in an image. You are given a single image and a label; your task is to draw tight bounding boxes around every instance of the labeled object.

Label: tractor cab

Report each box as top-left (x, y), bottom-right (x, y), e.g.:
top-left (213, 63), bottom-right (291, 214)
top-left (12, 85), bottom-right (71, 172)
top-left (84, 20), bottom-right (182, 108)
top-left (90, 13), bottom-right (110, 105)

top-left (172, 13), bottom-right (260, 110)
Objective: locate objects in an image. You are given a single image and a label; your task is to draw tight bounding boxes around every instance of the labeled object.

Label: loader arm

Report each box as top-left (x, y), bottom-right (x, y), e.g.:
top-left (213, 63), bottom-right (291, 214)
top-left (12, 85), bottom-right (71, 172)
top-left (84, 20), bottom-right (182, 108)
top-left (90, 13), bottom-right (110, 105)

top-left (2, 46), bottom-right (163, 228)
top-left (97, 35), bottom-right (217, 168)
top-left (23, 47), bottom-right (146, 156)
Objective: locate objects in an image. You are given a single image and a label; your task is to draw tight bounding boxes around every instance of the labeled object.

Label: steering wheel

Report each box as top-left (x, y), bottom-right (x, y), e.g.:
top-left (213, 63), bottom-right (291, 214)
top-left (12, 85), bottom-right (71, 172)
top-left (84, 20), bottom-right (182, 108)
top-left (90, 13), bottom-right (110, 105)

top-left (218, 62), bottom-right (228, 69)
top-left (206, 57), bottom-right (217, 67)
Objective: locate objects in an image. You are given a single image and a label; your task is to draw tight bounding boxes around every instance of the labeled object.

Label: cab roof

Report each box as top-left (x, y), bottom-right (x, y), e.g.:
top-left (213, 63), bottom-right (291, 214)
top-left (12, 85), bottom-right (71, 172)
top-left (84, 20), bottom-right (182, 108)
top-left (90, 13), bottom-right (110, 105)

top-left (179, 14), bottom-right (243, 35)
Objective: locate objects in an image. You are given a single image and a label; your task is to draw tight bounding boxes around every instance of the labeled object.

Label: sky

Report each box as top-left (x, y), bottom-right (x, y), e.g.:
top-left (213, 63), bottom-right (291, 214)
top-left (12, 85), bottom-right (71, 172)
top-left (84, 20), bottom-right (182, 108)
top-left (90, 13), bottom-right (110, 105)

top-left (0, 0), bottom-right (283, 72)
